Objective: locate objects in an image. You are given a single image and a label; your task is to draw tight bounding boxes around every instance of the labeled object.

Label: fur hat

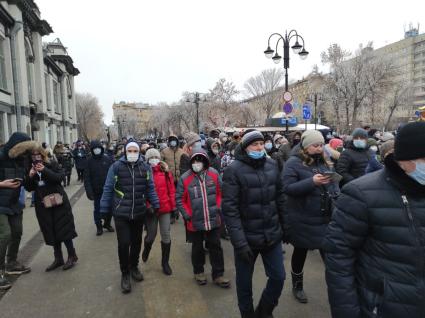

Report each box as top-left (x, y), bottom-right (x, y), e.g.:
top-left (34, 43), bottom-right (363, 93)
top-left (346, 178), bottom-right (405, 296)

top-left (6, 132), bottom-right (37, 159)
top-left (184, 132), bottom-right (201, 147)
top-left (301, 130), bottom-right (325, 149)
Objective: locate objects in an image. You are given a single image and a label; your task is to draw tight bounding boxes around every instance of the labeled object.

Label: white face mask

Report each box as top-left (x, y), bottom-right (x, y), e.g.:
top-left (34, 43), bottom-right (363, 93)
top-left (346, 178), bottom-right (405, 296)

top-left (170, 140), bottom-right (177, 147)
top-left (149, 158), bottom-right (160, 166)
top-left (370, 145), bottom-right (378, 153)
top-left (127, 153), bottom-right (139, 163)
top-left (192, 162), bottom-right (204, 173)
top-left (93, 148), bottom-right (102, 155)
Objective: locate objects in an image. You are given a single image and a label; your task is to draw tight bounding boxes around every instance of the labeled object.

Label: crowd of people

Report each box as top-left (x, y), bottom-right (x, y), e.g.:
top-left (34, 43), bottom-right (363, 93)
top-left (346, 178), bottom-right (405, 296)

top-left (0, 121), bottom-right (424, 318)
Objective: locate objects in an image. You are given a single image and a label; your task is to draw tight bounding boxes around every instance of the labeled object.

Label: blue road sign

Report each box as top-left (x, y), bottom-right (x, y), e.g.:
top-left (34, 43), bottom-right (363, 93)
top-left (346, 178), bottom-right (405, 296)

top-left (283, 102), bottom-right (293, 114)
top-left (303, 105), bottom-right (311, 120)
top-left (281, 117), bottom-right (298, 126)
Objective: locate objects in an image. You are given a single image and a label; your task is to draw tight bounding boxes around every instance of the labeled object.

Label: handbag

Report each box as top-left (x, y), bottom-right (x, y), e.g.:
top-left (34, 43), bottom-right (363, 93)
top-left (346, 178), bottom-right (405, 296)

top-left (42, 193), bottom-right (64, 208)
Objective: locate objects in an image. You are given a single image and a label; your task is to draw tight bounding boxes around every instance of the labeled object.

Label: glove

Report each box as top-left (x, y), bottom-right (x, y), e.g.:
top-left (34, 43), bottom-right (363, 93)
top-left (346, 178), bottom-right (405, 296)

top-left (236, 246), bottom-right (255, 264)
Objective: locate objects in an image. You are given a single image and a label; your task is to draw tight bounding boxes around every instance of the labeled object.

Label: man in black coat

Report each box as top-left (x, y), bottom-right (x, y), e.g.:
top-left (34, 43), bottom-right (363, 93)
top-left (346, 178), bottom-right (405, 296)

top-left (0, 133), bottom-right (35, 289)
top-left (84, 140), bottom-right (114, 236)
top-left (222, 130), bottom-right (285, 318)
top-left (324, 122), bottom-right (425, 318)
top-left (336, 128), bottom-right (370, 186)
top-left (72, 141), bottom-right (88, 182)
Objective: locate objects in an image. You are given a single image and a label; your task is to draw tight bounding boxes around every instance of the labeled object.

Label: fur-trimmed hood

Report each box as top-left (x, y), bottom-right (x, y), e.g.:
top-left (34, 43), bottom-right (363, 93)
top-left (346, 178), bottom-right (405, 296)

top-left (8, 140), bottom-right (38, 159)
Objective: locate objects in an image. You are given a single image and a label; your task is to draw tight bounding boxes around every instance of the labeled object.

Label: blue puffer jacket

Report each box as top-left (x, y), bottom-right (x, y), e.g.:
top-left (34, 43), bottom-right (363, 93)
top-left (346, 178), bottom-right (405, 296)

top-left (100, 156), bottom-right (159, 220)
top-left (324, 155), bottom-right (425, 318)
top-left (282, 151), bottom-right (339, 249)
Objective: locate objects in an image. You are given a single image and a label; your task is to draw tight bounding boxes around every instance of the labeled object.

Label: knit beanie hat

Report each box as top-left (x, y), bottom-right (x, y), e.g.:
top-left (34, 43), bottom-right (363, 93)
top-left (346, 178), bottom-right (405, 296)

top-left (241, 130), bottom-right (264, 149)
top-left (394, 121), bottom-right (425, 160)
top-left (329, 138), bottom-right (343, 150)
top-left (145, 148), bottom-right (161, 161)
top-left (219, 132), bottom-right (227, 139)
top-left (352, 128), bottom-right (368, 139)
top-left (380, 140), bottom-right (395, 159)
top-left (125, 141), bottom-right (140, 152)
top-left (367, 138), bottom-right (378, 147)
top-left (301, 130), bottom-right (325, 149)
top-left (184, 132), bottom-right (201, 147)
top-left (381, 132), bottom-right (395, 142)
top-left (273, 134), bottom-right (284, 144)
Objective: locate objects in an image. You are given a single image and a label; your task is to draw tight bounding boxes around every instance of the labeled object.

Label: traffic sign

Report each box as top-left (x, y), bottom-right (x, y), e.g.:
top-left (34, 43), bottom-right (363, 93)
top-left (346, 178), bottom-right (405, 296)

top-left (283, 102), bottom-right (293, 114)
top-left (283, 91), bottom-right (293, 102)
top-left (302, 104), bottom-right (311, 120)
top-left (281, 117), bottom-right (298, 126)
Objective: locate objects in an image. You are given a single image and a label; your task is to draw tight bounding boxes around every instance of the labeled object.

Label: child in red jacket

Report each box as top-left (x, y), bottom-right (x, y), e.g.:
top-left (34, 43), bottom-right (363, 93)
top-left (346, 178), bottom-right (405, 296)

top-left (142, 148), bottom-right (176, 275)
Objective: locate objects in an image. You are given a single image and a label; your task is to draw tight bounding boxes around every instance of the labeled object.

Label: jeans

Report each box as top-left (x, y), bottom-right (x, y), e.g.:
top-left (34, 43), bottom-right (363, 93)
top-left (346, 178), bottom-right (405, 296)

top-left (0, 213), bottom-right (23, 269)
top-left (234, 243), bottom-right (285, 313)
top-left (191, 227), bottom-right (224, 279)
top-left (114, 217), bottom-right (144, 274)
top-left (144, 212), bottom-right (171, 244)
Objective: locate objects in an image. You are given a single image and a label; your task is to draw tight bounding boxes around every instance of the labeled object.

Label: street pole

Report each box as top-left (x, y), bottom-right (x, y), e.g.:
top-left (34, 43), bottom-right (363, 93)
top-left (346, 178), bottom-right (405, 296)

top-left (314, 93), bottom-right (318, 130)
top-left (195, 92), bottom-right (200, 133)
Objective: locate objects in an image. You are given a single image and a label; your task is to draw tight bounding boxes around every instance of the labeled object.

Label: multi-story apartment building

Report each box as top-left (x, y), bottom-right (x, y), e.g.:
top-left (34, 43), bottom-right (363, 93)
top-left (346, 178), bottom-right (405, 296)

top-left (0, 0), bottom-right (79, 145)
top-left (112, 101), bottom-right (153, 138)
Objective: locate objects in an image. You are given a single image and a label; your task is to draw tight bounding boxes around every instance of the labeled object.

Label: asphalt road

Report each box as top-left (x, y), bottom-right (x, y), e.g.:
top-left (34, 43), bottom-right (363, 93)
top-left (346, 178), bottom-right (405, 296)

top-left (0, 187), bottom-right (331, 318)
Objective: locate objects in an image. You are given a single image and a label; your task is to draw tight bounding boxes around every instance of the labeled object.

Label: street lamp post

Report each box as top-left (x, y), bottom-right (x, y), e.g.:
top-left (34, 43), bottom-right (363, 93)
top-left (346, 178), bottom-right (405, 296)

top-left (186, 92), bottom-right (206, 133)
top-left (264, 30), bottom-right (309, 133)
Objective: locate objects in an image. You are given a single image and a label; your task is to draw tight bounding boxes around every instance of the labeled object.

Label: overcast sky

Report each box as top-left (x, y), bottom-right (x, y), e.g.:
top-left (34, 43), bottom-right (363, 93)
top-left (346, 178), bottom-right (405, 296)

top-left (37, 0), bottom-right (425, 123)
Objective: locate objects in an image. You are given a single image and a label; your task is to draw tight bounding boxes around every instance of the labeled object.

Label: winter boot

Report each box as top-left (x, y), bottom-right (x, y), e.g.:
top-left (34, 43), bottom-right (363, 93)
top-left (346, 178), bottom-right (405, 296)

top-left (292, 271), bottom-right (308, 303)
top-left (103, 216), bottom-right (115, 232)
top-left (96, 223), bottom-right (103, 236)
top-left (130, 266), bottom-right (144, 282)
top-left (121, 272), bottom-right (131, 294)
top-left (63, 248), bottom-right (78, 270)
top-left (240, 308), bottom-right (255, 318)
top-left (161, 241), bottom-right (172, 275)
top-left (46, 250), bottom-right (65, 272)
top-left (254, 296), bottom-right (276, 318)
top-left (142, 241), bottom-right (153, 263)
top-left (0, 270), bottom-right (11, 290)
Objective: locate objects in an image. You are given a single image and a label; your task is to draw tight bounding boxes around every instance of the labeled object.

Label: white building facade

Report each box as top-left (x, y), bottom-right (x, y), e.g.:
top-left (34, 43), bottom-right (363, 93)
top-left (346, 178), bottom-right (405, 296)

top-left (0, 0), bottom-right (79, 145)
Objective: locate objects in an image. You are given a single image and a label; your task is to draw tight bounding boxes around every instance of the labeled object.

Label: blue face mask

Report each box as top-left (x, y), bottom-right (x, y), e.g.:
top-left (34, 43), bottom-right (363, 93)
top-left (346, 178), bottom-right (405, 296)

top-left (248, 150), bottom-right (265, 160)
top-left (408, 161), bottom-right (425, 185)
top-left (265, 143), bottom-right (273, 151)
top-left (353, 139), bottom-right (367, 149)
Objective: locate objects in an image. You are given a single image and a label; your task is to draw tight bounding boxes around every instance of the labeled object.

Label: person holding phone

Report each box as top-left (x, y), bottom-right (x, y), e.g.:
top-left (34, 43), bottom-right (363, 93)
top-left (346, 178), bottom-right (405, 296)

top-left (0, 132), bottom-right (35, 290)
top-left (282, 130), bottom-right (340, 304)
top-left (24, 145), bottom-right (78, 272)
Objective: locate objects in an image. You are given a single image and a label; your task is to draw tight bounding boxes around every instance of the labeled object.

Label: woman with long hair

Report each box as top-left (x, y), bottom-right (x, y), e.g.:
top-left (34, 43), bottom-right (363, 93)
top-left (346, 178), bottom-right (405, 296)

top-left (24, 144), bottom-right (78, 272)
top-left (282, 130), bottom-right (339, 304)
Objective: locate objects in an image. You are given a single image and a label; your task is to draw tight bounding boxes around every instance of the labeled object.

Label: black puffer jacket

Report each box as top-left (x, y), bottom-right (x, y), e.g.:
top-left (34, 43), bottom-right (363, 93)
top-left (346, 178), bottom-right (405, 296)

top-left (324, 154), bottom-right (425, 318)
top-left (206, 138), bottom-right (221, 172)
top-left (100, 156), bottom-right (159, 220)
top-left (84, 141), bottom-right (113, 199)
top-left (336, 142), bottom-right (370, 186)
top-left (0, 132), bottom-right (35, 215)
top-left (222, 144), bottom-right (285, 251)
top-left (282, 151), bottom-right (339, 249)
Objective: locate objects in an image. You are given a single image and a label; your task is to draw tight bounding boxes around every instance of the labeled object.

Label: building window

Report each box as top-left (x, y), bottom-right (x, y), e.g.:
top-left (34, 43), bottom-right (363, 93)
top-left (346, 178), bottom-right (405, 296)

top-left (53, 80), bottom-right (60, 114)
top-left (45, 74), bottom-right (51, 110)
top-left (0, 37), bottom-right (7, 90)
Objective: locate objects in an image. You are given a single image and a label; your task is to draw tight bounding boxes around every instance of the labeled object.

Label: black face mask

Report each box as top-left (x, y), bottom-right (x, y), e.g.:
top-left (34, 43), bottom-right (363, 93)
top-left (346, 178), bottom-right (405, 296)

top-left (293, 139), bottom-right (300, 146)
top-left (310, 153), bottom-right (322, 161)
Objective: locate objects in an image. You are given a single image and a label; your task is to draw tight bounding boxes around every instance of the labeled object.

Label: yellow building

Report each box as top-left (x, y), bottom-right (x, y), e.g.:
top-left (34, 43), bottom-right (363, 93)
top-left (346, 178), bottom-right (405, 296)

top-left (112, 101), bottom-right (153, 138)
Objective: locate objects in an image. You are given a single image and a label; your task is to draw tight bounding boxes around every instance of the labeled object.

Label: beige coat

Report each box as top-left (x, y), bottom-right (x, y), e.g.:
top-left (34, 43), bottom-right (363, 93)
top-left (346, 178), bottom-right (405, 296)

top-left (161, 147), bottom-right (184, 181)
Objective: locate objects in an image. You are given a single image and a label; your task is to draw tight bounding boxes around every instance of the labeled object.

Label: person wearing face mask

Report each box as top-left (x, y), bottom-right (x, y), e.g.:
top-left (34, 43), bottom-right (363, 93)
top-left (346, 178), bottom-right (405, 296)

top-left (264, 135), bottom-right (278, 157)
top-left (161, 136), bottom-right (184, 224)
top-left (277, 131), bottom-right (302, 163)
top-left (324, 121), bottom-right (425, 318)
top-left (282, 130), bottom-right (340, 304)
top-left (180, 132), bottom-right (202, 176)
top-left (176, 149), bottom-right (230, 289)
top-left (365, 138), bottom-right (384, 174)
top-left (72, 141), bottom-right (88, 182)
top-left (222, 130), bottom-right (286, 318)
top-left (336, 128), bottom-right (370, 186)
top-left (219, 132), bottom-right (229, 155)
top-left (206, 138), bottom-right (222, 172)
top-left (24, 144), bottom-right (78, 272)
top-left (141, 148), bottom-right (175, 276)
top-left (84, 140), bottom-right (114, 236)
top-left (100, 142), bottom-right (160, 294)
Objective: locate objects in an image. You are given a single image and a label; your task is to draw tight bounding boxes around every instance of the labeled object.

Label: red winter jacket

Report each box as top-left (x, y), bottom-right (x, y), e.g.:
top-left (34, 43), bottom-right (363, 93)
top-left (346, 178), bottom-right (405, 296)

top-left (150, 162), bottom-right (176, 214)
